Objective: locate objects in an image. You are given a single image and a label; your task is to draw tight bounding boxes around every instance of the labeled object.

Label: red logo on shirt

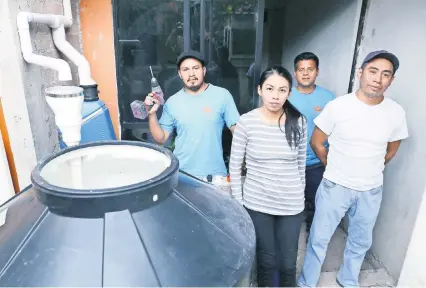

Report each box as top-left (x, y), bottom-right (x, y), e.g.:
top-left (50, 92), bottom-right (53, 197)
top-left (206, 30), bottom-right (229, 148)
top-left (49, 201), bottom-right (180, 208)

top-left (204, 107), bottom-right (212, 113)
top-left (314, 106), bottom-right (323, 112)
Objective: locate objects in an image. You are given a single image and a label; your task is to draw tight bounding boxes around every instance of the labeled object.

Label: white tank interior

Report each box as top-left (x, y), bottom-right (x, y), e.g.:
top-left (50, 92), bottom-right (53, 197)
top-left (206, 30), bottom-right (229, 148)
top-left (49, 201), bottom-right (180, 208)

top-left (40, 145), bottom-right (172, 190)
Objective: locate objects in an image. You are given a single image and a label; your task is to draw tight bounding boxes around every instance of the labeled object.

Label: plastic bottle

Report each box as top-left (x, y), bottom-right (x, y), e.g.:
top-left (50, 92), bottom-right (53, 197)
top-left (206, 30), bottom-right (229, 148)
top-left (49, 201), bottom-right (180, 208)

top-left (130, 66), bottom-right (164, 120)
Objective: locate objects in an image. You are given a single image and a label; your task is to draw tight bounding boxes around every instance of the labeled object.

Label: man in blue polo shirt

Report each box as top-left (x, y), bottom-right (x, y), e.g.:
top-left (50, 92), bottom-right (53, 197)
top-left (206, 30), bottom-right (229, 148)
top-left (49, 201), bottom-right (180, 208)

top-left (144, 50), bottom-right (240, 187)
top-left (289, 52), bottom-right (335, 234)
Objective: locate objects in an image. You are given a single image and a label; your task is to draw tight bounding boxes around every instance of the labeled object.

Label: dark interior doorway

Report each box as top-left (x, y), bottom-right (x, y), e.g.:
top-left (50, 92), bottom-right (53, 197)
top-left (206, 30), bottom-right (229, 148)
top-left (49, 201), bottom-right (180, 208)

top-left (112, 0), bottom-right (265, 170)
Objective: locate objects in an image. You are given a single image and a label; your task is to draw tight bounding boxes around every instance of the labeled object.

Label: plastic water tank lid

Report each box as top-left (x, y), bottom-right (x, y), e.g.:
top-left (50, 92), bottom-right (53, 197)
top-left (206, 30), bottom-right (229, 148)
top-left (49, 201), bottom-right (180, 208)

top-left (39, 144), bottom-right (172, 191)
top-left (30, 141), bottom-right (180, 217)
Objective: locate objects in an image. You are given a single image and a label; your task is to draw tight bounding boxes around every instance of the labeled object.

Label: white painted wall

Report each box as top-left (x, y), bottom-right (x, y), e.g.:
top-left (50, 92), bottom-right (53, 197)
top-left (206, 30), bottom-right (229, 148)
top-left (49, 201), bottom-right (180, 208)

top-left (352, 0), bottom-right (426, 281)
top-left (0, 0), bottom-right (37, 190)
top-left (280, 0), bottom-right (362, 96)
top-left (398, 188), bottom-right (426, 286)
top-left (278, 0), bottom-right (426, 282)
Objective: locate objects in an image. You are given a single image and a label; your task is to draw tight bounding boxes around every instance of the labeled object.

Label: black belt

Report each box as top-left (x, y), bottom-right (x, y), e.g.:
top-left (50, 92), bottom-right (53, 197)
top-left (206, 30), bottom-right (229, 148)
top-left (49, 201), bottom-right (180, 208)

top-left (306, 162), bottom-right (324, 170)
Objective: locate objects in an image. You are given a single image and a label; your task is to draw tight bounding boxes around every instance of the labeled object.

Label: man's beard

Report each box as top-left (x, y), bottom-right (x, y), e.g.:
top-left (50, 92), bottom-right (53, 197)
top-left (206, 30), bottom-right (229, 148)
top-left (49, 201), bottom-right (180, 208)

top-left (364, 91), bottom-right (382, 98)
top-left (184, 79), bottom-right (203, 92)
top-left (298, 81), bottom-right (315, 88)
top-left (362, 85), bottom-right (382, 98)
top-left (360, 81), bottom-right (382, 98)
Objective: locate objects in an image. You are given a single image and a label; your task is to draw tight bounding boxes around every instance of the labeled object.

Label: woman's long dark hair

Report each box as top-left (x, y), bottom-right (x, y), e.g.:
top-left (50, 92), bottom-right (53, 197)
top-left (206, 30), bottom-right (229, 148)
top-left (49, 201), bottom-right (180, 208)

top-left (259, 66), bottom-right (305, 148)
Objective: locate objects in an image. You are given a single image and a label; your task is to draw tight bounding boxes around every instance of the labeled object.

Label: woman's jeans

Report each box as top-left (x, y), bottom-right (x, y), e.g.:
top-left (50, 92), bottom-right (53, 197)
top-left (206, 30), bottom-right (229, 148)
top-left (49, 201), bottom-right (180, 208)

top-left (246, 208), bottom-right (301, 287)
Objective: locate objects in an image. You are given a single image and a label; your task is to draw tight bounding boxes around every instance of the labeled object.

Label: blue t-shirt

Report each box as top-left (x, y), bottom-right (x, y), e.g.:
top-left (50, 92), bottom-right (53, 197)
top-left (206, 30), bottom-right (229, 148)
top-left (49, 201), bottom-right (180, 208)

top-left (289, 85), bottom-right (335, 166)
top-left (159, 84), bottom-right (240, 177)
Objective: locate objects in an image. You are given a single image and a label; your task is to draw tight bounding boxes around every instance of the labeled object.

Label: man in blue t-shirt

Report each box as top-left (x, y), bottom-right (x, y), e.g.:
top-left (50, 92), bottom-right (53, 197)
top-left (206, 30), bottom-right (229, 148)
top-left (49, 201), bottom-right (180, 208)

top-left (288, 52), bottom-right (335, 233)
top-left (144, 50), bottom-right (240, 186)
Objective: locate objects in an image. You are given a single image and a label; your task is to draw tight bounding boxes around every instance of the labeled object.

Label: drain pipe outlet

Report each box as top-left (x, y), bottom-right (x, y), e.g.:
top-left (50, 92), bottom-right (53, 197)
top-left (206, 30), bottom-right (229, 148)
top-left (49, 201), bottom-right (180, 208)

top-left (17, 12), bottom-right (72, 81)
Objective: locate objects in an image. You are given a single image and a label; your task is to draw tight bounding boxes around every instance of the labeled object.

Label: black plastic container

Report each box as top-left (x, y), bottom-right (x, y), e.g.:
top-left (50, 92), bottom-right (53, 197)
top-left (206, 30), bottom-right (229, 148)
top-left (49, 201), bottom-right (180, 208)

top-left (0, 141), bottom-right (255, 287)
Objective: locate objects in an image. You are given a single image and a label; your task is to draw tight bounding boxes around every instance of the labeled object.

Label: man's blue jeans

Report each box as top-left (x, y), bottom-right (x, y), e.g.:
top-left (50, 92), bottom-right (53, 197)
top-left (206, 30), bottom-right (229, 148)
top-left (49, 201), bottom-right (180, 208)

top-left (298, 178), bottom-right (383, 287)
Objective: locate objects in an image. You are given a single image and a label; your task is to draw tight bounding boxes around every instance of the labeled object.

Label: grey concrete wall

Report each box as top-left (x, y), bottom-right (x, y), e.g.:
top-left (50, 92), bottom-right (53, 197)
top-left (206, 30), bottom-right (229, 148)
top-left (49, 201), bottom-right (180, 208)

top-left (352, 0), bottom-right (426, 281)
top-left (280, 0), bottom-right (362, 96)
top-left (261, 0), bottom-right (286, 70)
top-left (9, 0), bottom-right (82, 161)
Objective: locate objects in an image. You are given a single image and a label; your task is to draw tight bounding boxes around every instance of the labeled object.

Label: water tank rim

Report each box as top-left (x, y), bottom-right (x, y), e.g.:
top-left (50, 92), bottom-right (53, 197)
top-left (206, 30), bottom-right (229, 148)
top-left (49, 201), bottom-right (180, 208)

top-left (45, 85), bottom-right (84, 98)
top-left (30, 140), bottom-right (179, 198)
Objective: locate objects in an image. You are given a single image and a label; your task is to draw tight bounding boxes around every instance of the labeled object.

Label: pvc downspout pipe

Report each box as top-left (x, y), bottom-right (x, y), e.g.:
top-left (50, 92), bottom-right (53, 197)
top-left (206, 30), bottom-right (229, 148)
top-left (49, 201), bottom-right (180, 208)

top-left (17, 0), bottom-right (94, 85)
top-left (62, 0), bottom-right (73, 27)
top-left (17, 12), bottom-right (72, 81)
top-left (52, 25), bottom-right (96, 86)
top-left (54, 0), bottom-right (97, 87)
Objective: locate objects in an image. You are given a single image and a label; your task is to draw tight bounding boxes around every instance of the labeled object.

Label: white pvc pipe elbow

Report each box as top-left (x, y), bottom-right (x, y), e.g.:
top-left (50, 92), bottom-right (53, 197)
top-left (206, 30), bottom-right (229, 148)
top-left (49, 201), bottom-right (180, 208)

top-left (16, 0), bottom-right (92, 84)
top-left (52, 25), bottom-right (96, 86)
top-left (17, 12), bottom-right (73, 81)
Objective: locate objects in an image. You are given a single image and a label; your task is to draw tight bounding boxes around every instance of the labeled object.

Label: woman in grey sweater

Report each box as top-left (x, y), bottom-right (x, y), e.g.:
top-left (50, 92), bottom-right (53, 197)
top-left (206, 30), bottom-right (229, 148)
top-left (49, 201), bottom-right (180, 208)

top-left (229, 66), bottom-right (307, 287)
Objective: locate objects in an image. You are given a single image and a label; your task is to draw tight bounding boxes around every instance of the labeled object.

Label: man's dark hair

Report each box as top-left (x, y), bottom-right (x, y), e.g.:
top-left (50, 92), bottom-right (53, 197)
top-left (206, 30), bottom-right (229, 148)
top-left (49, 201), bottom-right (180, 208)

top-left (294, 52), bottom-right (319, 70)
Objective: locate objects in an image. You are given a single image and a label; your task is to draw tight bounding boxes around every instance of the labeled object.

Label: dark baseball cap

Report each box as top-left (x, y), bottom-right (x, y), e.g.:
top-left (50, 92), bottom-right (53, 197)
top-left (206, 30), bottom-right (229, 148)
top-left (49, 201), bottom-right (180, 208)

top-left (361, 50), bottom-right (400, 73)
top-left (176, 50), bottom-right (205, 68)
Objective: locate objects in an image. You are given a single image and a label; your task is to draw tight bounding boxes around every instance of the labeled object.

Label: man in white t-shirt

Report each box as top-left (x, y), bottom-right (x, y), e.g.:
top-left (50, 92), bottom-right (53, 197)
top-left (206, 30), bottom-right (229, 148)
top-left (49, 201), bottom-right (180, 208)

top-left (298, 50), bottom-right (409, 287)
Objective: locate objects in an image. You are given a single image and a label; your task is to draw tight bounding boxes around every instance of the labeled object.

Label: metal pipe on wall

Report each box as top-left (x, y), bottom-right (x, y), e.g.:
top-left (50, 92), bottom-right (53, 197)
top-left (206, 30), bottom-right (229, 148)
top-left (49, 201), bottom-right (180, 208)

top-left (184, 0), bottom-right (191, 51)
top-left (200, 0), bottom-right (205, 57)
top-left (253, 0), bottom-right (265, 108)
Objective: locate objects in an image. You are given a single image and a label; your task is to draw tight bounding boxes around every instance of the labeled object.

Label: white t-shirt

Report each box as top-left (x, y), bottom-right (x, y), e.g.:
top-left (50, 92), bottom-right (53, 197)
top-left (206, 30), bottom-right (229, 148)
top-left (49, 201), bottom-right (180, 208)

top-left (314, 92), bottom-right (409, 191)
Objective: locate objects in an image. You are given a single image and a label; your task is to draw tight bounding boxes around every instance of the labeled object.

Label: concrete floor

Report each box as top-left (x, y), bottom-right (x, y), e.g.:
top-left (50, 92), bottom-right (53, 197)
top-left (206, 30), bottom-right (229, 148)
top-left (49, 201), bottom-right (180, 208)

top-left (297, 222), bottom-right (374, 274)
top-left (296, 222), bottom-right (395, 287)
top-left (248, 221), bottom-right (394, 287)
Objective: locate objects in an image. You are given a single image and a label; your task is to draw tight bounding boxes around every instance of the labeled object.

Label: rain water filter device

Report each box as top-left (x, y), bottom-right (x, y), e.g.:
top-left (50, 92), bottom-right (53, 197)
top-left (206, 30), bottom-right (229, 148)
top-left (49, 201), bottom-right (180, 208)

top-left (46, 86), bottom-right (84, 147)
top-left (58, 84), bottom-right (116, 148)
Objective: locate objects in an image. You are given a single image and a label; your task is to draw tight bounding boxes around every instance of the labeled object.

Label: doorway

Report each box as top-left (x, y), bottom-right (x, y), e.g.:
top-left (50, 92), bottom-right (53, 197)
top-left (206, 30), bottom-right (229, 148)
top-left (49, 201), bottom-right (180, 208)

top-left (113, 0), bottom-right (266, 168)
top-left (259, 0), bottom-right (363, 97)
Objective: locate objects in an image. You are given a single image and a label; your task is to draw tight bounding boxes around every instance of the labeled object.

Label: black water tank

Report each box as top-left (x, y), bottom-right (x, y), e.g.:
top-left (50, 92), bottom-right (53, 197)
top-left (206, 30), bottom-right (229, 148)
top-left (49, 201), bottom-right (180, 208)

top-left (0, 141), bottom-right (255, 287)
